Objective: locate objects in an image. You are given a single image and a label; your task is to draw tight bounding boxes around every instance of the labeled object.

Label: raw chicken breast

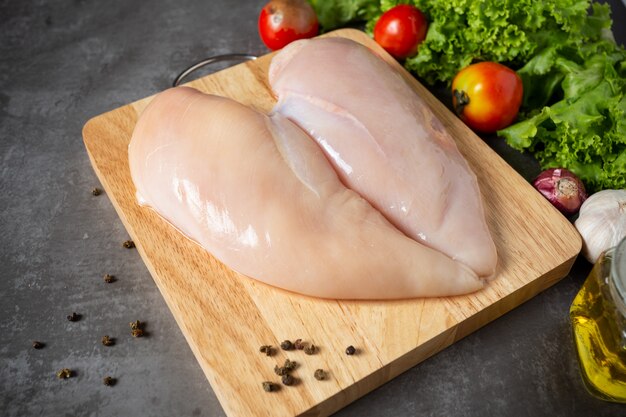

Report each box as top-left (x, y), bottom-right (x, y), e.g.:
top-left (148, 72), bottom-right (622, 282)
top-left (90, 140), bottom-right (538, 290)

top-left (129, 87), bottom-right (483, 299)
top-left (269, 38), bottom-right (497, 278)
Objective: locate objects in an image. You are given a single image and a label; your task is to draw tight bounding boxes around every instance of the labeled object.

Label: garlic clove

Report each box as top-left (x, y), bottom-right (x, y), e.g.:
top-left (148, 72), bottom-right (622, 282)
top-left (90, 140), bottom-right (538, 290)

top-left (575, 190), bottom-right (626, 263)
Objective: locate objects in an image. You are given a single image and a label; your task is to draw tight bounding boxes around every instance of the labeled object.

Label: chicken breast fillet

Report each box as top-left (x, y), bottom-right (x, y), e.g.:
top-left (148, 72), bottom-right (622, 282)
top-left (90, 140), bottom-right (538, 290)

top-left (128, 87), bottom-right (483, 299)
top-left (269, 38), bottom-right (497, 278)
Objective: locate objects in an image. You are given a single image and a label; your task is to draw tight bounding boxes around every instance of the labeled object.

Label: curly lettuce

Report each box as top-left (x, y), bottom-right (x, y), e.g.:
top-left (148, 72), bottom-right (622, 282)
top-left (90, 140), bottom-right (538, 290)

top-left (308, 0), bottom-right (379, 31)
top-left (312, 0), bottom-right (602, 85)
top-left (499, 28), bottom-right (626, 191)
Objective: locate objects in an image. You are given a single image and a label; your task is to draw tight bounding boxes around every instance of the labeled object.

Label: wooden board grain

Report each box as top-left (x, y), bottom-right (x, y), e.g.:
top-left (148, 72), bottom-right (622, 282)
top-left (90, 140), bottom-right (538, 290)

top-left (82, 29), bottom-right (582, 417)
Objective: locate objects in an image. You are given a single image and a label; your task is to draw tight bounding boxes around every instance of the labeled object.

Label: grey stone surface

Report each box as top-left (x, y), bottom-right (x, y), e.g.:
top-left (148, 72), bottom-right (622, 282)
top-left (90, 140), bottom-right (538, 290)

top-left (1, 0), bottom-right (624, 416)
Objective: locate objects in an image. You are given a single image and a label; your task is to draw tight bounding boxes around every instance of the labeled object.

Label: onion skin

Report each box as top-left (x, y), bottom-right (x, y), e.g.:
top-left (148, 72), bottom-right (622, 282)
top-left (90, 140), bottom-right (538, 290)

top-left (533, 168), bottom-right (588, 216)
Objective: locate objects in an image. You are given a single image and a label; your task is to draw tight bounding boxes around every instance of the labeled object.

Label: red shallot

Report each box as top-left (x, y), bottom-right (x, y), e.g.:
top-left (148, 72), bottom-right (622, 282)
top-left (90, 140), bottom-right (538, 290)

top-left (533, 168), bottom-right (587, 216)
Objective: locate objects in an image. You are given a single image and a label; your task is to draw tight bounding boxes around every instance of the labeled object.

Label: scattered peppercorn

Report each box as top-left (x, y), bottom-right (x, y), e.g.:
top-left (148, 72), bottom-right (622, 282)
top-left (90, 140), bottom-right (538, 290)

top-left (131, 328), bottom-right (144, 338)
top-left (129, 320), bottom-right (145, 337)
top-left (314, 369), bottom-right (326, 381)
top-left (283, 359), bottom-right (297, 371)
top-left (66, 312), bottom-right (80, 322)
top-left (345, 345), bottom-right (356, 355)
top-left (103, 274), bottom-right (115, 283)
top-left (32, 341), bottom-right (44, 349)
top-left (103, 376), bottom-right (116, 386)
top-left (281, 374), bottom-right (295, 386)
top-left (101, 335), bottom-right (114, 346)
top-left (123, 240), bottom-right (135, 249)
top-left (293, 339), bottom-right (305, 350)
top-left (304, 344), bottom-right (317, 355)
top-left (274, 365), bottom-right (288, 376)
top-left (259, 345), bottom-right (273, 356)
top-left (91, 187), bottom-right (102, 196)
top-left (56, 368), bottom-right (73, 379)
top-left (280, 340), bottom-right (293, 350)
top-left (262, 381), bottom-right (277, 392)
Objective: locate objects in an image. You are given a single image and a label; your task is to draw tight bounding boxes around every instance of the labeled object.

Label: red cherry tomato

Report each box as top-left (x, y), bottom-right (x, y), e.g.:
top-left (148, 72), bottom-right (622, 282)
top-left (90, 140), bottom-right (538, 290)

top-left (373, 5), bottom-right (428, 59)
top-left (452, 62), bottom-right (524, 133)
top-left (258, 0), bottom-right (319, 51)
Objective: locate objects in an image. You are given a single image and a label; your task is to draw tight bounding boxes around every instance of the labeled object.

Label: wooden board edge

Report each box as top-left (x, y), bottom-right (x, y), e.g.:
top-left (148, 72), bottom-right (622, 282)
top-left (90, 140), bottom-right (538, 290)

top-left (297, 249), bottom-right (579, 417)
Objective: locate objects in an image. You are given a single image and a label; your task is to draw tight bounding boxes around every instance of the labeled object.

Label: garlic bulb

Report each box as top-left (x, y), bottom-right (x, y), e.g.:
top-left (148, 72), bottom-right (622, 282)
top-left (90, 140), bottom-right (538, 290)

top-left (575, 190), bottom-right (626, 263)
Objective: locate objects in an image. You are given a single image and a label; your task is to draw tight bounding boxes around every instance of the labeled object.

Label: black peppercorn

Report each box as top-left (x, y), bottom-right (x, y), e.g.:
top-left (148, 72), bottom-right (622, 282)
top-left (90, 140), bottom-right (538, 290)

top-left (304, 344), bottom-right (317, 355)
top-left (274, 365), bottom-right (288, 376)
top-left (280, 340), bottom-right (293, 350)
top-left (283, 359), bottom-right (297, 371)
top-left (103, 376), bottom-right (116, 386)
top-left (131, 328), bottom-right (144, 338)
top-left (262, 381), bottom-right (277, 392)
top-left (314, 369), bottom-right (326, 380)
top-left (345, 345), bottom-right (356, 355)
top-left (123, 240), bottom-right (135, 249)
top-left (293, 339), bottom-right (305, 350)
top-left (130, 320), bottom-right (145, 337)
top-left (91, 187), bottom-right (102, 196)
top-left (32, 341), bottom-right (44, 349)
top-left (281, 374), bottom-right (295, 386)
top-left (101, 335), bottom-right (114, 346)
top-left (259, 345), bottom-right (273, 356)
top-left (66, 312), bottom-right (80, 322)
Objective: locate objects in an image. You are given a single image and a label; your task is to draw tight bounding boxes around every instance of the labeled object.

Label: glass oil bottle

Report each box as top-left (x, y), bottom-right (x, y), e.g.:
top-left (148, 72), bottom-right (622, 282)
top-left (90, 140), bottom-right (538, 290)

top-left (570, 236), bottom-right (626, 402)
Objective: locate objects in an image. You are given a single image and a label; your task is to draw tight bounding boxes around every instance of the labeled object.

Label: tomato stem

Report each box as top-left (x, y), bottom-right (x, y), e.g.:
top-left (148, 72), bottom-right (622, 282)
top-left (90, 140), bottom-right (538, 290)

top-left (453, 89), bottom-right (469, 116)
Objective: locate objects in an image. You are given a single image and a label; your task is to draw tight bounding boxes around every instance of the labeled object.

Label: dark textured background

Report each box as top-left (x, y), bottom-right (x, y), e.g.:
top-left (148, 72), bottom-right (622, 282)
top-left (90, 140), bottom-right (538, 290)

top-left (1, 1), bottom-right (625, 416)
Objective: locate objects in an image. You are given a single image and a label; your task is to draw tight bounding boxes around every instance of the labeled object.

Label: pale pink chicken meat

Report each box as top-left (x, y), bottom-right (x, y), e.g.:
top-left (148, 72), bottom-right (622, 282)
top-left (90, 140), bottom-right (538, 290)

top-left (269, 38), bottom-right (497, 278)
top-left (128, 87), bottom-right (483, 299)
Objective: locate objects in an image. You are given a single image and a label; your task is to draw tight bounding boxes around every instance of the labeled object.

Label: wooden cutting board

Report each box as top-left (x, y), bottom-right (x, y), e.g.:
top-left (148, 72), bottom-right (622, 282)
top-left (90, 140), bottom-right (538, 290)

top-left (83, 29), bottom-right (581, 417)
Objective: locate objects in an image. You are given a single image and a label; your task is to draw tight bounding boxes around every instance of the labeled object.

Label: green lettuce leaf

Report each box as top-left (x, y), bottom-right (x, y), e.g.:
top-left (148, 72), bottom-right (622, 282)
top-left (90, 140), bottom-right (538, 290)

top-left (401, 0), bottom-right (587, 85)
top-left (499, 39), bottom-right (626, 191)
top-left (308, 0), bottom-right (379, 31)
top-left (312, 0), bottom-right (610, 86)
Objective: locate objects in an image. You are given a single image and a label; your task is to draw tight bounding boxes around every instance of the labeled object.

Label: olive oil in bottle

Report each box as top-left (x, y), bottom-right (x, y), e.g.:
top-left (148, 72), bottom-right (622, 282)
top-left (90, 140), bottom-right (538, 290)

top-left (570, 237), bottom-right (626, 402)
